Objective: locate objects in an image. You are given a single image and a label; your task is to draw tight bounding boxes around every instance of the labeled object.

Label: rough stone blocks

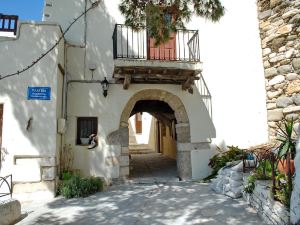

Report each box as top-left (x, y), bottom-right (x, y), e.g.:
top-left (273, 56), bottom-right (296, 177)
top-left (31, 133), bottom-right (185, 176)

top-left (177, 151), bottom-right (192, 180)
top-left (0, 199), bottom-right (21, 225)
top-left (120, 166), bottom-right (129, 176)
top-left (42, 167), bottom-right (56, 181)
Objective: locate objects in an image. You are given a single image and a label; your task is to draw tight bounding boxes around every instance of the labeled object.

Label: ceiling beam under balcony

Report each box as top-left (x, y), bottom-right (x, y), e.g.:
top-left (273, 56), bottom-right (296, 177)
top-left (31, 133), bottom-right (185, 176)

top-left (182, 76), bottom-right (199, 91)
top-left (123, 74), bottom-right (131, 89)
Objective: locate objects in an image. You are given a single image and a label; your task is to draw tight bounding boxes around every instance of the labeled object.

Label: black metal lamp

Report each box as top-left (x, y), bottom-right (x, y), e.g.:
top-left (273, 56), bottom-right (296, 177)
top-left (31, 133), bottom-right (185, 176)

top-left (101, 77), bottom-right (109, 97)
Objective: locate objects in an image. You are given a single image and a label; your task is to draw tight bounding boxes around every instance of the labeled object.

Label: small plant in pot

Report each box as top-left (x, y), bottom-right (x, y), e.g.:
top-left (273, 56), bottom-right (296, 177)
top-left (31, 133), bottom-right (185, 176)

top-left (276, 119), bottom-right (296, 176)
top-left (275, 119), bottom-right (297, 204)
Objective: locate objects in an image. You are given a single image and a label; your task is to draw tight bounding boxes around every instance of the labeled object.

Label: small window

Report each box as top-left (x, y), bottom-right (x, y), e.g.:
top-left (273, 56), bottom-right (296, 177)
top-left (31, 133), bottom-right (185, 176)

top-left (135, 113), bottom-right (142, 134)
top-left (76, 117), bottom-right (98, 145)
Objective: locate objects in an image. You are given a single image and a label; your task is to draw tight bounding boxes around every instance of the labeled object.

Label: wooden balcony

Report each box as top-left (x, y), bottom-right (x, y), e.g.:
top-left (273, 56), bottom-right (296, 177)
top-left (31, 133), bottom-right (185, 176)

top-left (112, 24), bottom-right (202, 91)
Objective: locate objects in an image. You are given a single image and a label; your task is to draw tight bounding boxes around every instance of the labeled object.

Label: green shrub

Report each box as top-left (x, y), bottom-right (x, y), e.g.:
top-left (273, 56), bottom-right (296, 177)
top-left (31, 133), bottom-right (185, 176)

top-left (204, 145), bottom-right (245, 181)
top-left (244, 174), bottom-right (256, 194)
top-left (275, 173), bottom-right (291, 208)
top-left (62, 171), bottom-right (73, 181)
top-left (59, 174), bottom-right (103, 198)
top-left (255, 159), bottom-right (273, 180)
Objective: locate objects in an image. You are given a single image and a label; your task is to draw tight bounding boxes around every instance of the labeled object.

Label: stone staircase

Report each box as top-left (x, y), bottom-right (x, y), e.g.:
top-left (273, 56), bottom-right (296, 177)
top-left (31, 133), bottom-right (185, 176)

top-left (129, 144), bottom-right (155, 155)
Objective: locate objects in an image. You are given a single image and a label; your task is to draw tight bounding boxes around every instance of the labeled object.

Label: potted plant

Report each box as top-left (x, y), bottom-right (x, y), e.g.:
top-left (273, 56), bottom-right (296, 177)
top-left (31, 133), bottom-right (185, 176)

top-left (276, 119), bottom-right (296, 175)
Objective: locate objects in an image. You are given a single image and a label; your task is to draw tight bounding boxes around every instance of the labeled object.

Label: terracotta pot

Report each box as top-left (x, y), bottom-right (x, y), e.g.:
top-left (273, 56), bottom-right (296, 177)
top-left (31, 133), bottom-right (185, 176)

top-left (278, 160), bottom-right (295, 175)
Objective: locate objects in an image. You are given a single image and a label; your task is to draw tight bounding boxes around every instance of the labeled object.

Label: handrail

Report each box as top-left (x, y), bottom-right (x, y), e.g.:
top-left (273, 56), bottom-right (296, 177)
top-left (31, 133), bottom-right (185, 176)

top-left (187, 31), bottom-right (200, 61)
top-left (197, 75), bottom-right (212, 118)
top-left (0, 174), bottom-right (12, 198)
top-left (113, 24), bottom-right (200, 62)
top-left (0, 14), bottom-right (18, 35)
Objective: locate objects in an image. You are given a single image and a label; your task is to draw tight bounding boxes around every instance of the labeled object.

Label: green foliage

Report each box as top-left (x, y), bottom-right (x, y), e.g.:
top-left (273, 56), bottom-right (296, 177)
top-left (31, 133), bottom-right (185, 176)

top-left (205, 145), bottom-right (245, 180)
top-left (119, 0), bottom-right (225, 45)
top-left (62, 171), bottom-right (73, 181)
top-left (276, 119), bottom-right (296, 159)
top-left (255, 159), bottom-right (273, 180)
top-left (244, 174), bottom-right (256, 194)
top-left (274, 173), bottom-right (290, 208)
top-left (59, 174), bottom-right (103, 198)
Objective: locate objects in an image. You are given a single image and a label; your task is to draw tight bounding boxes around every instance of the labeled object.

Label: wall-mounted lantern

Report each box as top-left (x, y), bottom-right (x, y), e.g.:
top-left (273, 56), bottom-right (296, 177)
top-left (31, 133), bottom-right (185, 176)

top-left (101, 77), bottom-right (109, 97)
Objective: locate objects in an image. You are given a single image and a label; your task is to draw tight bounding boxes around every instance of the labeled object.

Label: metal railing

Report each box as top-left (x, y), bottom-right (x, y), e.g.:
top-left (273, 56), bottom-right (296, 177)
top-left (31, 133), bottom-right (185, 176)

top-left (197, 75), bottom-right (212, 118)
top-left (0, 14), bottom-right (18, 35)
top-left (113, 24), bottom-right (200, 62)
top-left (0, 174), bottom-right (12, 198)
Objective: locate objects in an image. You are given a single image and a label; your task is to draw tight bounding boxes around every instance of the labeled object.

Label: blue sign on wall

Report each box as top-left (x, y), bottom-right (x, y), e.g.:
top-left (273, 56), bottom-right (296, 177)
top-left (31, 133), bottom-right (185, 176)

top-left (27, 87), bottom-right (51, 100)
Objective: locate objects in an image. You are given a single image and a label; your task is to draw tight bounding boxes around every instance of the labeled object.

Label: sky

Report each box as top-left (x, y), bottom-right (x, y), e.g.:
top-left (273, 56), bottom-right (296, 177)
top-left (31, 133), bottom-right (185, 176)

top-left (0, 0), bottom-right (44, 21)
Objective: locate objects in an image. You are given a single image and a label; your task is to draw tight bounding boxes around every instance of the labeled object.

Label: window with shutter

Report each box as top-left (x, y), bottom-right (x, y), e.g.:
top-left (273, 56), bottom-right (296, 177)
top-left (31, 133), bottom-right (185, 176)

top-left (76, 117), bottom-right (98, 145)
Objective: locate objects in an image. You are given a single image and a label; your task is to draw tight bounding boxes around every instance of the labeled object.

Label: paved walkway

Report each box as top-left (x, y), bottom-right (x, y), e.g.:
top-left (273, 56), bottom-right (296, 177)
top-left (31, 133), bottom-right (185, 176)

top-left (17, 154), bottom-right (264, 225)
top-left (129, 153), bottom-right (178, 183)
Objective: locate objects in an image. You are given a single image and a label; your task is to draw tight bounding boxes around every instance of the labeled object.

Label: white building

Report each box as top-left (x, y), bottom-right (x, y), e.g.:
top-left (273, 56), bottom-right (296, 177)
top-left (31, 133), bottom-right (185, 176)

top-left (0, 0), bottom-right (268, 199)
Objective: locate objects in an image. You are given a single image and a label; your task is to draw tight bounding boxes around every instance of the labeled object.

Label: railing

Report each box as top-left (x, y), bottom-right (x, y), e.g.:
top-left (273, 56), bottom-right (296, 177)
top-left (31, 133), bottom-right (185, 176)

top-left (0, 174), bottom-right (12, 198)
top-left (0, 14), bottom-right (18, 35)
top-left (113, 24), bottom-right (200, 62)
top-left (243, 145), bottom-right (294, 208)
top-left (197, 75), bottom-right (212, 118)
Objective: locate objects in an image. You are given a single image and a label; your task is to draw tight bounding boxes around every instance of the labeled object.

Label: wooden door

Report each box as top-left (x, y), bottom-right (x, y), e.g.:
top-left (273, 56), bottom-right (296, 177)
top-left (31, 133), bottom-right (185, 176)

top-left (147, 13), bottom-right (176, 60)
top-left (135, 113), bottom-right (142, 134)
top-left (0, 104), bottom-right (3, 150)
top-left (148, 33), bottom-right (176, 60)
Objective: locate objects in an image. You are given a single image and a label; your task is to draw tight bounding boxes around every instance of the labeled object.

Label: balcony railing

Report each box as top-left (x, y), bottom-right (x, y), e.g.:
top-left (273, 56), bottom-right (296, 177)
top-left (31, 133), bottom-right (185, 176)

top-left (113, 24), bottom-right (200, 62)
top-left (0, 14), bottom-right (18, 35)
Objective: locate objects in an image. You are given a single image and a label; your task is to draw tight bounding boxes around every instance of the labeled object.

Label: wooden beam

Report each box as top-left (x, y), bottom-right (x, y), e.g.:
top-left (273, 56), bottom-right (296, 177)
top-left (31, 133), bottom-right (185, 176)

top-left (123, 74), bottom-right (131, 90)
top-left (182, 77), bottom-right (194, 91)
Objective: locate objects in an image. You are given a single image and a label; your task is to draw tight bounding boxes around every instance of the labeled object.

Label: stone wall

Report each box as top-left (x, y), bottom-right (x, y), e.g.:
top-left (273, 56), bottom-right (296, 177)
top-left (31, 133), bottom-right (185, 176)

top-left (0, 199), bottom-right (21, 225)
top-left (258, 0), bottom-right (300, 139)
top-left (243, 177), bottom-right (290, 225)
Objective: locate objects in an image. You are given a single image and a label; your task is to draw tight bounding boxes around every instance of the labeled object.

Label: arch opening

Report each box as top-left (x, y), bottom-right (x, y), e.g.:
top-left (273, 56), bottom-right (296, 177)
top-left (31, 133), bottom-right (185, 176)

top-left (109, 89), bottom-right (192, 180)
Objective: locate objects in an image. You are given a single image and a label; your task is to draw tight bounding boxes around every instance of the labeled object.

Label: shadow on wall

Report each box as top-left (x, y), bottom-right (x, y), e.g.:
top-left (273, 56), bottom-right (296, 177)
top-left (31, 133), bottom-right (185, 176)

top-left (64, 2), bottom-right (118, 178)
top-left (0, 23), bottom-right (63, 165)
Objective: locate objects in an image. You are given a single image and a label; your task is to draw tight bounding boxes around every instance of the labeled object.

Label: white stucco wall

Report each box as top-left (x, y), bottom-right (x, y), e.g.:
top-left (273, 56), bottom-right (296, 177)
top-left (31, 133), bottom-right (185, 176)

top-left (193, 0), bottom-right (268, 148)
top-left (129, 113), bottom-right (156, 147)
top-left (0, 23), bottom-right (63, 182)
top-left (41, 0), bottom-right (268, 180)
top-left (45, 0), bottom-right (268, 147)
top-left (66, 83), bottom-right (214, 178)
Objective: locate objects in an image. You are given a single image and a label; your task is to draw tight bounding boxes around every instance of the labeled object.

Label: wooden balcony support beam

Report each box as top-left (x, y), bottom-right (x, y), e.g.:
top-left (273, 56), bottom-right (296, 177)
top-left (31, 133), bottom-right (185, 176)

top-left (123, 74), bottom-right (131, 90)
top-left (182, 76), bottom-right (196, 91)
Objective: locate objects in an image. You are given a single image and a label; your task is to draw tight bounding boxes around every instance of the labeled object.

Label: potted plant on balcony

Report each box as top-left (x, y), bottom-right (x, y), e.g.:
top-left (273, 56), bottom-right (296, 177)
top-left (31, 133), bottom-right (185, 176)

top-left (276, 119), bottom-right (296, 176)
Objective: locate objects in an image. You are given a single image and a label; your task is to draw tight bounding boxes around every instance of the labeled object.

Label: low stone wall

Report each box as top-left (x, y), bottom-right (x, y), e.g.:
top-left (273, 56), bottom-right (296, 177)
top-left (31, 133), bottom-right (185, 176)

top-left (210, 161), bottom-right (244, 198)
top-left (243, 176), bottom-right (289, 225)
top-left (0, 199), bottom-right (21, 225)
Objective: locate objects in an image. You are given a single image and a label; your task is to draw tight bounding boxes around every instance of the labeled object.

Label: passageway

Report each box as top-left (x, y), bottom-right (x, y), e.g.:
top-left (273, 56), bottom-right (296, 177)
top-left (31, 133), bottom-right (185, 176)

top-left (129, 153), bottom-right (177, 182)
top-left (128, 100), bottom-right (178, 181)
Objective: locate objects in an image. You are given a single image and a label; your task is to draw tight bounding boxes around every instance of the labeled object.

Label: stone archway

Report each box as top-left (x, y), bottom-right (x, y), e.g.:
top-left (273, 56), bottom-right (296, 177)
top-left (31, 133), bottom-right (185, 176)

top-left (107, 89), bottom-right (192, 180)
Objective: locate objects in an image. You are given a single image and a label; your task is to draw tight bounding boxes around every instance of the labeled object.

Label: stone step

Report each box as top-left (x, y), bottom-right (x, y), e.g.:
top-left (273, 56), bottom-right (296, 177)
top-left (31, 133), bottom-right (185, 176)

top-left (129, 149), bottom-right (156, 154)
top-left (129, 144), bottom-right (150, 150)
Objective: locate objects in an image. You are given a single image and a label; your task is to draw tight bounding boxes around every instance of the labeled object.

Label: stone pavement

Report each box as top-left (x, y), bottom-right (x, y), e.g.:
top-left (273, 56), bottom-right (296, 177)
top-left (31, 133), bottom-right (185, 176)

top-left (16, 153), bottom-right (264, 225)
